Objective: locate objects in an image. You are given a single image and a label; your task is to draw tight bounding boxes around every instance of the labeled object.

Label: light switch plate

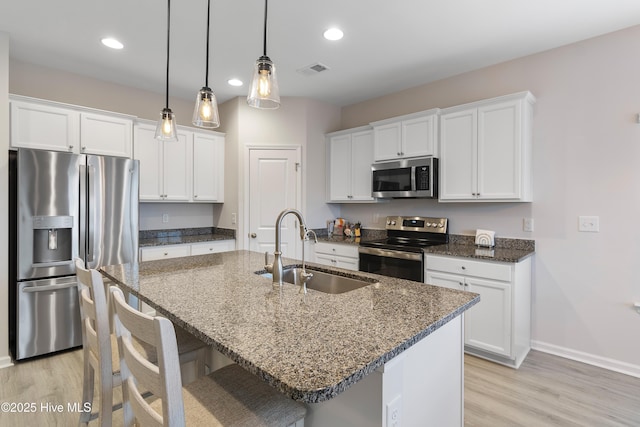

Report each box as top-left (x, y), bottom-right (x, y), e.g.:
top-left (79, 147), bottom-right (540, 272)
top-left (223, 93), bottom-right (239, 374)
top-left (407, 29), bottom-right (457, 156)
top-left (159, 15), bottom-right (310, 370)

top-left (523, 218), bottom-right (534, 232)
top-left (578, 216), bottom-right (599, 232)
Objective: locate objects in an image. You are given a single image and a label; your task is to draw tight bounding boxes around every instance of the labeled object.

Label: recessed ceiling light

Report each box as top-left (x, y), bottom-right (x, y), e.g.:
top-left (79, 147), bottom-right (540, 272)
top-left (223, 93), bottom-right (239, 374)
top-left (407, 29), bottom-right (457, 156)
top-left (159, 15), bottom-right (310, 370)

top-left (323, 28), bottom-right (344, 41)
top-left (101, 38), bottom-right (124, 50)
top-left (227, 78), bottom-right (243, 87)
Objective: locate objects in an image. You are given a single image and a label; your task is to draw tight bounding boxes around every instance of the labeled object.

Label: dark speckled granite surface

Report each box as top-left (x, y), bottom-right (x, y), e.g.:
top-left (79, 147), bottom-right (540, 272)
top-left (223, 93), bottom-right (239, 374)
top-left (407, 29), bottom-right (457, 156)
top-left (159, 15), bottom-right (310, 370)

top-left (139, 227), bottom-right (235, 247)
top-left (101, 250), bottom-right (478, 403)
top-left (316, 230), bottom-right (535, 263)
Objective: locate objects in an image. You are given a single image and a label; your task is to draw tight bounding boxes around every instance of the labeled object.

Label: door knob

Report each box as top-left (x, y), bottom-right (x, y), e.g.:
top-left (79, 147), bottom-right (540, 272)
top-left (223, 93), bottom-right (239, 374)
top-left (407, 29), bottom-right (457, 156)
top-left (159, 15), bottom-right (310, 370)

top-left (250, 233), bottom-right (257, 238)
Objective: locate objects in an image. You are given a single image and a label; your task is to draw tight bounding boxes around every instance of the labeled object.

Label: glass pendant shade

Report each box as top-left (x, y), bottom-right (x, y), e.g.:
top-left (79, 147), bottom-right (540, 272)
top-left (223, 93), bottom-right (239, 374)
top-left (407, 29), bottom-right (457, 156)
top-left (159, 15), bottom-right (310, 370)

top-left (155, 108), bottom-right (178, 141)
top-left (248, 56), bottom-right (280, 109)
top-left (192, 86), bottom-right (220, 128)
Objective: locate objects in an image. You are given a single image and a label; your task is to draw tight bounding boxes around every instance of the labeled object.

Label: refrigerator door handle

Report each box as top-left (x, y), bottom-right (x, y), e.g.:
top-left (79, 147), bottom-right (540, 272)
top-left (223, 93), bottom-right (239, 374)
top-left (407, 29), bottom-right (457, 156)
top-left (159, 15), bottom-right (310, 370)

top-left (22, 281), bottom-right (79, 293)
top-left (86, 163), bottom-right (95, 264)
top-left (79, 163), bottom-right (87, 265)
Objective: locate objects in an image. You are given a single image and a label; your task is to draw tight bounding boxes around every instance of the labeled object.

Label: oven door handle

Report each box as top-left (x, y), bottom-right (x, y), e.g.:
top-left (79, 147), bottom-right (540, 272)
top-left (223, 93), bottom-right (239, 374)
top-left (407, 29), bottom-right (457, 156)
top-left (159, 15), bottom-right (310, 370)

top-left (358, 246), bottom-right (423, 261)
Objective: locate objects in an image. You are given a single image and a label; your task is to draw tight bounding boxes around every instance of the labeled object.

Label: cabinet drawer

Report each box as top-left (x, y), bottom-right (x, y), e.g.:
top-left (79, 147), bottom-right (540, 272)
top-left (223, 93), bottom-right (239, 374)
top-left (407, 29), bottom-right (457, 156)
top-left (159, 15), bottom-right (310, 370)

top-left (425, 255), bottom-right (511, 282)
top-left (140, 245), bottom-right (190, 262)
top-left (314, 242), bottom-right (359, 259)
top-left (190, 240), bottom-right (235, 255)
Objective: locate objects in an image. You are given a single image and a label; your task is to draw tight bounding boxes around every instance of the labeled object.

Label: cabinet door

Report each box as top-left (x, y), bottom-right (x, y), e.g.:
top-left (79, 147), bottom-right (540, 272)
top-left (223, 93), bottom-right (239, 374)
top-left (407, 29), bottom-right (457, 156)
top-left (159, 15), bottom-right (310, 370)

top-left (193, 132), bottom-right (224, 202)
top-left (439, 109), bottom-right (477, 200)
top-left (163, 131), bottom-right (191, 201)
top-left (134, 124), bottom-right (163, 201)
top-left (190, 240), bottom-right (235, 255)
top-left (10, 100), bottom-right (79, 152)
top-left (477, 100), bottom-right (521, 200)
top-left (80, 113), bottom-right (132, 157)
top-left (373, 122), bottom-right (401, 161)
top-left (349, 130), bottom-right (375, 200)
top-left (465, 277), bottom-right (512, 357)
top-left (328, 134), bottom-right (352, 201)
top-left (139, 245), bottom-right (191, 261)
top-left (314, 253), bottom-right (337, 268)
top-left (402, 114), bottom-right (437, 158)
top-left (335, 257), bottom-right (359, 271)
top-left (425, 270), bottom-right (464, 291)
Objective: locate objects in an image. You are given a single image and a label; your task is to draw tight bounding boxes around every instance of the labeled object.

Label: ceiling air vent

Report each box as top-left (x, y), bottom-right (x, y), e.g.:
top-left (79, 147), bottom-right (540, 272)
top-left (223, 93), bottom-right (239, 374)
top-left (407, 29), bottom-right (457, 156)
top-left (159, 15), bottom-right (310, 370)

top-left (297, 62), bottom-right (330, 76)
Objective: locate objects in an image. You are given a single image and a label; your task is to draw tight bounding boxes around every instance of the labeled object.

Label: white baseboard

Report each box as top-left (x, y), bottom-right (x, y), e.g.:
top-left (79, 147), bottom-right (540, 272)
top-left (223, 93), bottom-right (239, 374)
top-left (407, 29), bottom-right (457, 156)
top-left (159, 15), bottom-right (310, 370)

top-left (532, 340), bottom-right (640, 378)
top-left (0, 355), bottom-right (14, 370)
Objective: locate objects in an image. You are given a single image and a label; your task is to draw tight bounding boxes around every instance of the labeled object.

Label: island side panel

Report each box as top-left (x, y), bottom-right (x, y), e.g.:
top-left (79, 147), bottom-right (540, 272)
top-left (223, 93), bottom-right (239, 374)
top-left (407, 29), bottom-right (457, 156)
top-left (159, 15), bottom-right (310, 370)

top-left (305, 315), bottom-right (463, 427)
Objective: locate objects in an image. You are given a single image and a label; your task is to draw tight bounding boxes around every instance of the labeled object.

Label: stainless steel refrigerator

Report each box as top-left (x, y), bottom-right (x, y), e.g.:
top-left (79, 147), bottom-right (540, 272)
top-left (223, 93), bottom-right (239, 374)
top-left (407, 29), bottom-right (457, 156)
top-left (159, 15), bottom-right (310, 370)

top-left (9, 148), bottom-right (139, 360)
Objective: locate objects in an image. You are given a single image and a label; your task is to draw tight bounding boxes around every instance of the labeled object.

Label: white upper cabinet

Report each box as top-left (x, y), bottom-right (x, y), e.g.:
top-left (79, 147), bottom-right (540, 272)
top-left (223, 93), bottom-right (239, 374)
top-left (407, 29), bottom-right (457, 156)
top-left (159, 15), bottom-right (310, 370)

top-left (192, 132), bottom-right (224, 202)
top-left (439, 91), bottom-right (535, 202)
top-left (80, 112), bottom-right (132, 157)
top-left (326, 126), bottom-right (376, 202)
top-left (10, 95), bottom-right (133, 158)
top-left (134, 123), bottom-right (190, 202)
top-left (134, 121), bottom-right (225, 203)
top-left (371, 109), bottom-right (439, 161)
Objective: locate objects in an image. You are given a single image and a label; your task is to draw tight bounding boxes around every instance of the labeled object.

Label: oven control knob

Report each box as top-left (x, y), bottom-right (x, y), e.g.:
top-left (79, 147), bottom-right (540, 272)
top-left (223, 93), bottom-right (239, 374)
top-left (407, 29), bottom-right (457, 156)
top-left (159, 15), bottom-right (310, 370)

top-left (386, 220), bottom-right (391, 225)
top-left (437, 223), bottom-right (443, 228)
top-left (432, 223), bottom-right (438, 228)
top-left (426, 222), bottom-right (431, 227)
top-left (390, 220), bottom-right (396, 226)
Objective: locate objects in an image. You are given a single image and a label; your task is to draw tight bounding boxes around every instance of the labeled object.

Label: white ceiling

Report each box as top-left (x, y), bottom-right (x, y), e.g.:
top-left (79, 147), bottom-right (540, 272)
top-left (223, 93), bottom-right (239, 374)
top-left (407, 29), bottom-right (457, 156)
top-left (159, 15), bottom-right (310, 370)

top-left (2, 0), bottom-right (640, 107)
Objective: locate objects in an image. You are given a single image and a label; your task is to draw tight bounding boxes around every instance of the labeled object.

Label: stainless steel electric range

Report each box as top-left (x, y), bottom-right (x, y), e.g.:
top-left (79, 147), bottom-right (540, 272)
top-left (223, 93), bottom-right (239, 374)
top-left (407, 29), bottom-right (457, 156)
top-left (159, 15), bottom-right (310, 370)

top-left (359, 216), bottom-right (449, 282)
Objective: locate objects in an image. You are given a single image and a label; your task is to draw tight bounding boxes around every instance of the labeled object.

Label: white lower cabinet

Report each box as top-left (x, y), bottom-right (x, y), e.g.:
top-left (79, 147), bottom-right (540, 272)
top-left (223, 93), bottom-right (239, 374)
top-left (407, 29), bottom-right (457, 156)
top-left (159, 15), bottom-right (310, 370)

top-left (140, 240), bottom-right (236, 261)
top-left (314, 242), bottom-right (359, 271)
top-left (425, 254), bottom-right (531, 368)
top-left (190, 240), bottom-right (235, 255)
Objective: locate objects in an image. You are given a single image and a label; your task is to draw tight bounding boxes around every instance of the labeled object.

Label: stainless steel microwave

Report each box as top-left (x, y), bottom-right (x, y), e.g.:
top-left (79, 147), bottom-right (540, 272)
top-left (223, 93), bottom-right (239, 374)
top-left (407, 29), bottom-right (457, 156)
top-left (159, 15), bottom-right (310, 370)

top-left (371, 157), bottom-right (438, 198)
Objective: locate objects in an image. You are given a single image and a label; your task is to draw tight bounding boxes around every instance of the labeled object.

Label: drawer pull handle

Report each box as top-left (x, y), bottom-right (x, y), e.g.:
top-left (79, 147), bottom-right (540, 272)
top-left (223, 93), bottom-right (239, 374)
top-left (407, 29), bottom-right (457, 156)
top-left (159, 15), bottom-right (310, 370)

top-left (461, 266), bottom-right (466, 270)
top-left (164, 252), bottom-right (168, 256)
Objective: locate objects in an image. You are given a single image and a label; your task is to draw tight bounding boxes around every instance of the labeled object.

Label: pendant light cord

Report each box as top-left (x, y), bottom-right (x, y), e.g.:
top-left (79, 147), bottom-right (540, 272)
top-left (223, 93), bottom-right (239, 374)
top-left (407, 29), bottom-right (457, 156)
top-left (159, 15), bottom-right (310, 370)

top-left (263, 0), bottom-right (268, 56)
top-left (165, 0), bottom-right (171, 109)
top-left (205, 0), bottom-right (211, 87)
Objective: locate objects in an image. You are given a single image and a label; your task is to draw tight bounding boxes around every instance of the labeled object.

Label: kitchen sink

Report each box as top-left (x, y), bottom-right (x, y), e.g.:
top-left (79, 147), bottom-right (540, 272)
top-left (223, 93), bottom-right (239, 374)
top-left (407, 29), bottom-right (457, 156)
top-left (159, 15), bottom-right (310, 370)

top-left (258, 267), bottom-right (378, 294)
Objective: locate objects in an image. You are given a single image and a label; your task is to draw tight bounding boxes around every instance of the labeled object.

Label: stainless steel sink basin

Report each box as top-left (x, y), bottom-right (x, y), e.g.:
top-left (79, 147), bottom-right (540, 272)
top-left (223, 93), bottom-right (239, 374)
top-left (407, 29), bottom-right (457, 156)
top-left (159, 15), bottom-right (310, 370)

top-left (259, 267), bottom-right (378, 294)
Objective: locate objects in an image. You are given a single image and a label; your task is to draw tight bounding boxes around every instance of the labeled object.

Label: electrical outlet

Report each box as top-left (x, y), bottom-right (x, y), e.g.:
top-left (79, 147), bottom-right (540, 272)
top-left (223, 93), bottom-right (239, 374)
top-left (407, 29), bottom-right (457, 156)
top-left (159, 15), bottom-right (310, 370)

top-left (162, 213), bottom-right (169, 223)
top-left (578, 216), bottom-right (599, 232)
top-left (386, 395), bottom-right (401, 427)
top-left (523, 218), bottom-right (534, 232)
top-left (231, 213), bottom-right (237, 224)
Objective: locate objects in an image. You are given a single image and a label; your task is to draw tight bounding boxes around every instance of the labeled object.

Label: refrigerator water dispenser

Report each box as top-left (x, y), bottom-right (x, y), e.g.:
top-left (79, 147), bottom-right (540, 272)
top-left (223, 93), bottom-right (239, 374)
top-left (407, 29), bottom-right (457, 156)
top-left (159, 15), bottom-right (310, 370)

top-left (32, 216), bottom-right (73, 267)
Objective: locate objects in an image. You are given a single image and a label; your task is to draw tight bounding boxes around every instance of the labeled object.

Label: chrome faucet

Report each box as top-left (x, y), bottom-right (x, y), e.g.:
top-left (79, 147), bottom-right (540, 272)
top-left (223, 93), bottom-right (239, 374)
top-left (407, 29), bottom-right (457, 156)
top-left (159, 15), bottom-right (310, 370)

top-left (265, 208), bottom-right (308, 287)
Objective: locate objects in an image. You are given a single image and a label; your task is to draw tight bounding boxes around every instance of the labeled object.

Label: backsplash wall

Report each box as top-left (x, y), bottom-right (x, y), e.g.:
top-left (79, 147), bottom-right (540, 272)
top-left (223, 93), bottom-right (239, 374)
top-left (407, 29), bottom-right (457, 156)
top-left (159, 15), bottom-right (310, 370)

top-left (139, 203), bottom-right (221, 231)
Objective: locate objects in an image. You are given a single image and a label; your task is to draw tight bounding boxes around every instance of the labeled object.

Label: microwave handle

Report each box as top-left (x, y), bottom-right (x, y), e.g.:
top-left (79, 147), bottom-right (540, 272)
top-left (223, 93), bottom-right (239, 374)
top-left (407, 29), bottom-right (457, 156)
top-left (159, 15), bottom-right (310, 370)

top-left (410, 166), bottom-right (417, 192)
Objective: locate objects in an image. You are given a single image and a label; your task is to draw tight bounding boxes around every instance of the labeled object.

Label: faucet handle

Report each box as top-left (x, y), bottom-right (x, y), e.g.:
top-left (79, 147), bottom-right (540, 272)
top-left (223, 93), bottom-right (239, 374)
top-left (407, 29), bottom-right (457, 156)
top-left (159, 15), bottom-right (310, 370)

top-left (264, 252), bottom-right (273, 273)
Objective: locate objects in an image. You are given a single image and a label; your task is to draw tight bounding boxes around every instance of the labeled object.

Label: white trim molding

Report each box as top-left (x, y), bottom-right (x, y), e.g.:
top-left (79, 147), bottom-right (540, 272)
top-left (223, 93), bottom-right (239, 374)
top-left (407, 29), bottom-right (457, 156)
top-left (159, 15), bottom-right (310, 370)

top-left (0, 355), bottom-right (13, 370)
top-left (532, 340), bottom-right (640, 379)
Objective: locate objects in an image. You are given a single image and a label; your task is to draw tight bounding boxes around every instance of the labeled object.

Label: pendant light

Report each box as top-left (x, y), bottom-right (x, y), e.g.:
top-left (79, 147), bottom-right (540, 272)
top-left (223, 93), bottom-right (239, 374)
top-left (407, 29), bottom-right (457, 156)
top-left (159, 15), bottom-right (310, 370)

top-left (155, 0), bottom-right (178, 141)
top-left (192, 0), bottom-right (220, 128)
top-left (247, 0), bottom-right (280, 109)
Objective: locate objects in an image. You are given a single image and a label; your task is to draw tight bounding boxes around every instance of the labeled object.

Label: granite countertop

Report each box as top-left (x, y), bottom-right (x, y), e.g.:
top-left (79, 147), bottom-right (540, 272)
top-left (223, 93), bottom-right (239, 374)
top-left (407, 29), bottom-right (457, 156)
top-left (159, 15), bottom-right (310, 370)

top-left (100, 250), bottom-right (478, 403)
top-left (424, 235), bottom-right (535, 263)
top-left (139, 227), bottom-right (235, 247)
top-left (424, 244), bottom-right (534, 263)
top-left (317, 233), bottom-right (535, 263)
top-left (139, 233), bottom-right (234, 247)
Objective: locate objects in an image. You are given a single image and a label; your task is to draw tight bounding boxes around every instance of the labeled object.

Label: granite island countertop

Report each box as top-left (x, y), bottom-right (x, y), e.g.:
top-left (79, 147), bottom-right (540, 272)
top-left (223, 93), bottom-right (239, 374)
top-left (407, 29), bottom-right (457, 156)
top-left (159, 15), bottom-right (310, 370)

top-left (100, 250), bottom-right (478, 403)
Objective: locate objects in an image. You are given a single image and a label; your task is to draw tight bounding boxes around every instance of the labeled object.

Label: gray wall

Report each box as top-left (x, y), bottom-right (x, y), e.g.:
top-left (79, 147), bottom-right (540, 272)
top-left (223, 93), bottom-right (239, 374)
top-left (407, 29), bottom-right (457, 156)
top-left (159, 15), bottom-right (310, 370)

top-left (339, 25), bottom-right (640, 374)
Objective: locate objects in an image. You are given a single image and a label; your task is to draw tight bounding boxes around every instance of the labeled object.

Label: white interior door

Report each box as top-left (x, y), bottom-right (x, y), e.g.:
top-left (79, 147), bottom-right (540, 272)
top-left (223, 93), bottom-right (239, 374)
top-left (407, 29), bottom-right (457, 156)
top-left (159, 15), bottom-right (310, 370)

top-left (248, 148), bottom-right (301, 260)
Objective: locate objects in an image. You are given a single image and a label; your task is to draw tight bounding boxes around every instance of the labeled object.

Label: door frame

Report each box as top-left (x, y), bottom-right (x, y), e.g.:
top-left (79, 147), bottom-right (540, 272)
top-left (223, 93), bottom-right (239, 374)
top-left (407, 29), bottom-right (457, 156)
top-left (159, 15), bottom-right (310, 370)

top-left (241, 145), bottom-right (303, 256)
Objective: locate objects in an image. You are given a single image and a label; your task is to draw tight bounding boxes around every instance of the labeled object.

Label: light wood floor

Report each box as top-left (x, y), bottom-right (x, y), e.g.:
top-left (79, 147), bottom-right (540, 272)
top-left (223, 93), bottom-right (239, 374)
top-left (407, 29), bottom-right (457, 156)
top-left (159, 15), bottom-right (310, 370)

top-left (1, 349), bottom-right (639, 426)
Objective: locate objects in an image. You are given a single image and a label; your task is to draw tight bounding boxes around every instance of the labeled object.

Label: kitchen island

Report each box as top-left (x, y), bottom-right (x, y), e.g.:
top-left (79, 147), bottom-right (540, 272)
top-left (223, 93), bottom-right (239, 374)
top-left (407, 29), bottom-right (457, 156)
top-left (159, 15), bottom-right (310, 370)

top-left (101, 250), bottom-right (479, 426)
